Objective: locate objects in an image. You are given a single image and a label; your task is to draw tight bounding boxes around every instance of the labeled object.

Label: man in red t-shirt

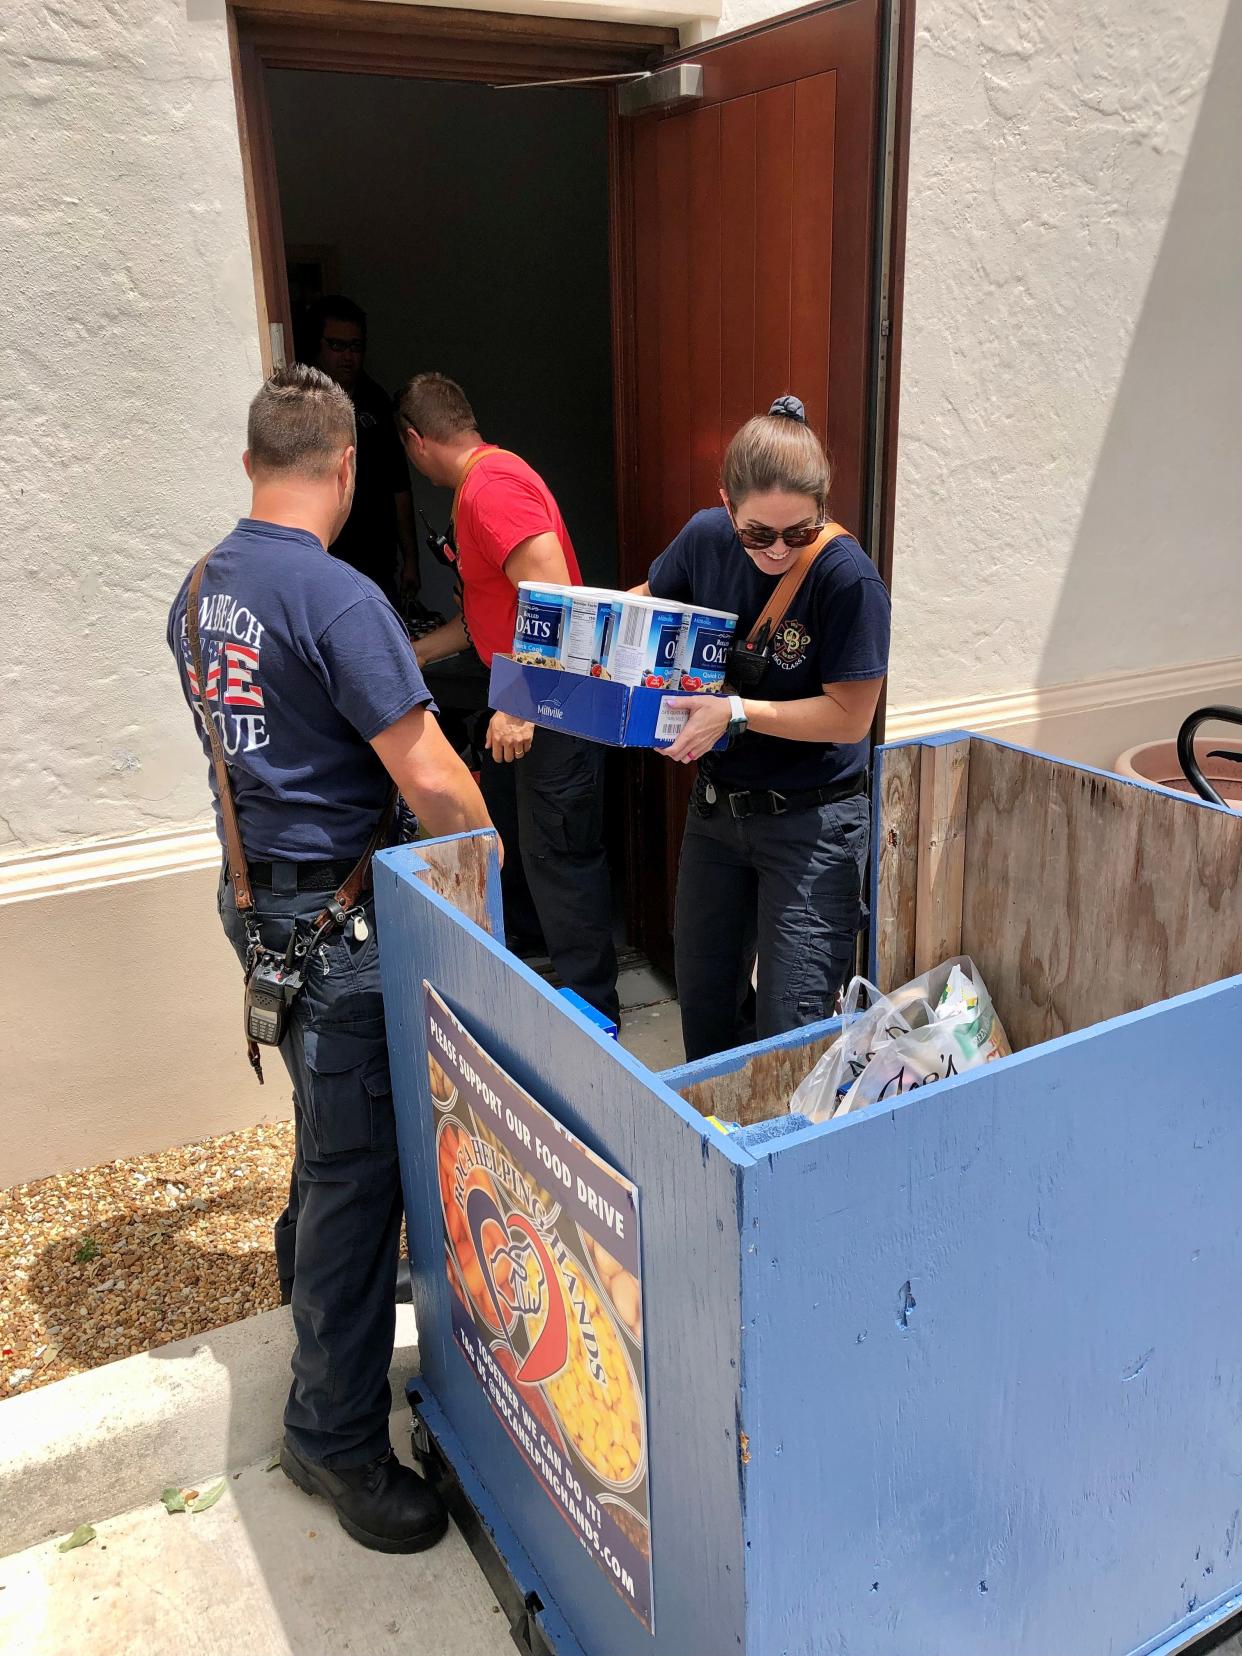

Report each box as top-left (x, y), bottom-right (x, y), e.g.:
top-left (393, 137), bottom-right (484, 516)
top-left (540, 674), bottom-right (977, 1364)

top-left (397, 373), bottom-right (618, 1021)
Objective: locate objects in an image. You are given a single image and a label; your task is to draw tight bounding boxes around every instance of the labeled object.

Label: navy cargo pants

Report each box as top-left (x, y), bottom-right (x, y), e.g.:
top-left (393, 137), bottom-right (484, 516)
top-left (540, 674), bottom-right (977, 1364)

top-left (219, 869), bottom-right (400, 1470)
top-left (674, 790), bottom-right (871, 1062)
top-left (479, 725), bottom-right (620, 1023)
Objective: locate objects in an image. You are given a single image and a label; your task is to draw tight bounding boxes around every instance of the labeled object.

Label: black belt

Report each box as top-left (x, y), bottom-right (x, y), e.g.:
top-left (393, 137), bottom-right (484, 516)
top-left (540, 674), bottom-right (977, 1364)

top-left (247, 859), bottom-right (372, 892)
top-left (695, 773), bottom-right (864, 820)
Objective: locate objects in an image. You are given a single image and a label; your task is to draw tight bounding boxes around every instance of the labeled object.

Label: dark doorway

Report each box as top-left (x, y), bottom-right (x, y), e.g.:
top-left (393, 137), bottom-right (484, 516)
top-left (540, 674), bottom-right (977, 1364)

top-left (266, 71), bottom-right (619, 615)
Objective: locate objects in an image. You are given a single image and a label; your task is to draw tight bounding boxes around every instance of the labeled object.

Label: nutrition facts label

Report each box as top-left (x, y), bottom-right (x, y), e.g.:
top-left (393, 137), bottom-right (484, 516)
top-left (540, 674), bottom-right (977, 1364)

top-left (562, 595), bottom-right (604, 674)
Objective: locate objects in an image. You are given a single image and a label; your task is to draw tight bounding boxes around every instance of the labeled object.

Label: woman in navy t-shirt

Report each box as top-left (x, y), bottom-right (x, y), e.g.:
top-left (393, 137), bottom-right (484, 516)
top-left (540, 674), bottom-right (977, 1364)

top-left (643, 397), bottom-right (891, 1061)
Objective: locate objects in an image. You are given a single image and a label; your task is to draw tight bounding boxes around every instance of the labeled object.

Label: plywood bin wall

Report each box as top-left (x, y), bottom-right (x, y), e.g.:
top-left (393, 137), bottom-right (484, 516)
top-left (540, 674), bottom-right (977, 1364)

top-left (874, 733), bottom-right (1242, 1051)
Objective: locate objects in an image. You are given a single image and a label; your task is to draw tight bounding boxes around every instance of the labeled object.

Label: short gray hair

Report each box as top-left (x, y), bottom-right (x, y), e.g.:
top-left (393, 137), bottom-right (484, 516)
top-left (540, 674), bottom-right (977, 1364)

top-left (246, 363), bottom-right (356, 478)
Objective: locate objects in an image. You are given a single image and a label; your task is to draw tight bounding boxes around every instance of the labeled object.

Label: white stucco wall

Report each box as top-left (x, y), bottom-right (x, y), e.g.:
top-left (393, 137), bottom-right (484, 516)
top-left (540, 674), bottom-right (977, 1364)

top-left (0, 0), bottom-right (259, 855)
top-left (695, 0), bottom-right (1242, 710)
top-left (893, 0), bottom-right (1241, 706)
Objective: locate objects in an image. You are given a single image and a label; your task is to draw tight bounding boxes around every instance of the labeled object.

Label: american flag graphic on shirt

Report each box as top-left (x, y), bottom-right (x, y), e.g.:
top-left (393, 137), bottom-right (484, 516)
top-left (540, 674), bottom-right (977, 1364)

top-left (180, 590), bottom-right (270, 754)
top-left (186, 641), bottom-right (264, 709)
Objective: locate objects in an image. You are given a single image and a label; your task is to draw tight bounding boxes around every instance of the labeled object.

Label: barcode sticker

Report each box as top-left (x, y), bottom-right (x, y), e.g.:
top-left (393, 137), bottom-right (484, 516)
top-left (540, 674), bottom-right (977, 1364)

top-left (655, 699), bottom-right (689, 745)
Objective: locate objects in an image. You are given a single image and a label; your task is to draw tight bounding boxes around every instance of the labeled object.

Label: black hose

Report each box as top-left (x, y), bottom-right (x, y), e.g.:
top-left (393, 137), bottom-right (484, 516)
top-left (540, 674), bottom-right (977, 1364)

top-left (1175, 706), bottom-right (1242, 807)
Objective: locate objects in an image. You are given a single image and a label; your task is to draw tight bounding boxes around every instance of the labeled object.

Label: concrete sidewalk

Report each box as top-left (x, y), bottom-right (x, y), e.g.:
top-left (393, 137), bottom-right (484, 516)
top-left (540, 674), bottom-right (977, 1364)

top-left (0, 960), bottom-right (680, 1653)
top-left (0, 1297), bottom-right (516, 1656)
top-left (0, 1302), bottom-right (423, 1559)
top-left (0, 1414), bottom-right (513, 1656)
top-left (0, 1303), bottom-right (512, 1655)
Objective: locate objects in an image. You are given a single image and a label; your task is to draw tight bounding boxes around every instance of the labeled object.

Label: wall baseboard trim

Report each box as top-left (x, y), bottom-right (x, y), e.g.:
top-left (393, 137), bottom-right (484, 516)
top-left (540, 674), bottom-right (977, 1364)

top-left (0, 823), bottom-right (220, 906)
top-left (4, 657), bottom-right (1241, 903)
top-left (884, 655), bottom-right (1242, 748)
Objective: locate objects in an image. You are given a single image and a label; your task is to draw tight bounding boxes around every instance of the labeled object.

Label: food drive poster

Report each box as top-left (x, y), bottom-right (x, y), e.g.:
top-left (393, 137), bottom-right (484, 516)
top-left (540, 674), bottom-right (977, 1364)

top-left (424, 985), bottom-right (654, 1633)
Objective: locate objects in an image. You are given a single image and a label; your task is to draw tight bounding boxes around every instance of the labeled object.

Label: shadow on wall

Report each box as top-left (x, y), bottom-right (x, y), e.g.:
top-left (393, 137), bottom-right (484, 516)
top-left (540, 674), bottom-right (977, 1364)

top-left (1039, 0), bottom-right (1242, 689)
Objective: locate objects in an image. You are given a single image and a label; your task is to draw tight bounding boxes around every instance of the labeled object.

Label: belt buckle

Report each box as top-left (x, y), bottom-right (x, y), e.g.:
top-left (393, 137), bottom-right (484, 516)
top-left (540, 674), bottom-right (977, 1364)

top-left (768, 791), bottom-right (788, 817)
top-left (728, 790), bottom-right (752, 820)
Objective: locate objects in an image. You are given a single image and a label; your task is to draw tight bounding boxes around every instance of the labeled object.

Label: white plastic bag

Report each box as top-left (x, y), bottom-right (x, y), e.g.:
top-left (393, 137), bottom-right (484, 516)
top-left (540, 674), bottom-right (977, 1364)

top-left (789, 957), bottom-right (1011, 1123)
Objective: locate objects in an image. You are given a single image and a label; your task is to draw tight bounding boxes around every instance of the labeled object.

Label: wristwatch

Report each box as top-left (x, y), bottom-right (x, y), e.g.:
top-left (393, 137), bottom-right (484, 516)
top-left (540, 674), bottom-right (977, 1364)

top-left (726, 694), bottom-right (749, 740)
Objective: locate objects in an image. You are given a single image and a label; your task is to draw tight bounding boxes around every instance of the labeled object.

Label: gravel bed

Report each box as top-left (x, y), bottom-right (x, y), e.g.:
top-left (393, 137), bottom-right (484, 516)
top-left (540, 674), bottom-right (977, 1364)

top-left (0, 1121), bottom-right (297, 1396)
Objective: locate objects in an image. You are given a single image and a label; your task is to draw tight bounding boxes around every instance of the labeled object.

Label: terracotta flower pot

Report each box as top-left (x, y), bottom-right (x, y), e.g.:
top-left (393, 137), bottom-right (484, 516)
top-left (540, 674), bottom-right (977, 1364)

top-left (1114, 736), bottom-right (1242, 806)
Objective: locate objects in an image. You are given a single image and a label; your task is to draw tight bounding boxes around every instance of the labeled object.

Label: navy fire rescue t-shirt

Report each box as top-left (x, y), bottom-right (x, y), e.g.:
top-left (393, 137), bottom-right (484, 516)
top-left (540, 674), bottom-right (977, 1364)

top-left (167, 518), bottom-right (435, 862)
top-left (647, 506), bottom-right (891, 793)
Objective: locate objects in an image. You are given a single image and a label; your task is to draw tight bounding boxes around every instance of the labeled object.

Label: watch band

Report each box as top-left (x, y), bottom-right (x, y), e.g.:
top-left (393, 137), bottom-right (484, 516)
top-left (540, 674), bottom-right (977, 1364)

top-left (727, 694), bottom-right (748, 738)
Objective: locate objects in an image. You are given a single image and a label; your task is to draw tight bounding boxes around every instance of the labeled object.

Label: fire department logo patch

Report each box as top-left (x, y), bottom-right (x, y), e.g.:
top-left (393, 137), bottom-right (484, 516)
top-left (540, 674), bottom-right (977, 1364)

top-left (771, 617), bottom-right (811, 670)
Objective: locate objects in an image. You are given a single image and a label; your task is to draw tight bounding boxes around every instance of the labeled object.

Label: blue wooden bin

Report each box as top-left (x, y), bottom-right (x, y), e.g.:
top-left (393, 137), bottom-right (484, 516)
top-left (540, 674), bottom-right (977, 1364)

top-left (374, 732), bottom-right (1242, 1656)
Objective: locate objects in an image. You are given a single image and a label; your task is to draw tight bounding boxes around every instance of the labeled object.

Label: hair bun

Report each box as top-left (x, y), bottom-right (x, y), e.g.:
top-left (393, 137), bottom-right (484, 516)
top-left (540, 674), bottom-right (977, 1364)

top-left (768, 394), bottom-right (806, 423)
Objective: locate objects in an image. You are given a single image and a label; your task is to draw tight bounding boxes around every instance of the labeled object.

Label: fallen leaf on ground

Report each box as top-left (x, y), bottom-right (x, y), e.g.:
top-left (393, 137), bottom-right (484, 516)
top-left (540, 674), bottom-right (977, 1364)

top-left (160, 1488), bottom-right (187, 1514)
top-left (191, 1481), bottom-right (225, 1513)
top-left (57, 1525), bottom-right (96, 1552)
top-left (264, 1452), bottom-right (281, 1472)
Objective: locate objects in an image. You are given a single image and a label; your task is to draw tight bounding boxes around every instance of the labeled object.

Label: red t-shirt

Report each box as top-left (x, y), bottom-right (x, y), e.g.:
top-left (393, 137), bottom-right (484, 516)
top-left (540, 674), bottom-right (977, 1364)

top-left (454, 448), bottom-right (583, 666)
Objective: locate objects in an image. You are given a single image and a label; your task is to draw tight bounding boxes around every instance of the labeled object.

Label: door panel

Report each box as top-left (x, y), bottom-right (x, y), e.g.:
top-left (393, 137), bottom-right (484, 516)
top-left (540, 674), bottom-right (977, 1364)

top-left (687, 108), bottom-right (724, 506)
top-left (753, 84), bottom-right (796, 398)
top-left (790, 74), bottom-right (838, 432)
top-left (719, 94), bottom-right (759, 440)
top-left (616, 0), bottom-right (882, 970)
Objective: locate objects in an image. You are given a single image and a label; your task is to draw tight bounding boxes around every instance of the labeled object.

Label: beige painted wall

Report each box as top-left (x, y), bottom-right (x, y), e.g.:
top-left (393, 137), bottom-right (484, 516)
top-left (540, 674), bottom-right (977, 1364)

top-left (2, 0), bottom-right (1240, 1179)
top-left (0, 852), bottom-right (287, 1188)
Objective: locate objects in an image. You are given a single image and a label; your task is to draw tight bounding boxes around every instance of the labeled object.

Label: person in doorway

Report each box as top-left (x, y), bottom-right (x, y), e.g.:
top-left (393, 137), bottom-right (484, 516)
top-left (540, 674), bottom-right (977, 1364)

top-left (167, 364), bottom-right (495, 1553)
top-left (305, 295), bottom-right (421, 607)
top-left (397, 371), bottom-right (620, 1024)
top-left (641, 395), bottom-right (891, 1062)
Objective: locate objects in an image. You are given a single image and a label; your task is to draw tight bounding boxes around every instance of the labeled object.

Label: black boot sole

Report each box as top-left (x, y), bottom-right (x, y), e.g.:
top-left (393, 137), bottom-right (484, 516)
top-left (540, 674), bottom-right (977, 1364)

top-left (279, 1445), bottom-right (449, 1554)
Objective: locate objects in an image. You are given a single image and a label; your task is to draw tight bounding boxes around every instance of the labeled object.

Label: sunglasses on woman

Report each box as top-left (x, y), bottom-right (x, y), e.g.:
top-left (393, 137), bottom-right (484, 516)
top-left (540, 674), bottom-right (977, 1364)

top-left (729, 513), bottom-right (826, 551)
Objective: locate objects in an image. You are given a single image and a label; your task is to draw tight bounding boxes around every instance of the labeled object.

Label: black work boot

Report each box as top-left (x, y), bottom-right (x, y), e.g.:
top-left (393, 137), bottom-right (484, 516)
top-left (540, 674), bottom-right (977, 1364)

top-left (280, 1441), bottom-right (448, 1554)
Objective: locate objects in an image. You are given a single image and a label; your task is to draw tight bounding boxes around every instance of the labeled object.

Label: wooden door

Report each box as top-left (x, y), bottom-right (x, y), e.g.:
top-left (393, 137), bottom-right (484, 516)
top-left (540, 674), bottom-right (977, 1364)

top-left (614, 0), bottom-right (884, 971)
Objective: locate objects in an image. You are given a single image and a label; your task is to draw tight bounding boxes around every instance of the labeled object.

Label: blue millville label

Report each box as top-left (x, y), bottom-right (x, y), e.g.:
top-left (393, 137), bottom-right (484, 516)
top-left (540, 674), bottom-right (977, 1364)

top-left (513, 585), bottom-right (568, 666)
top-left (677, 608), bottom-right (738, 694)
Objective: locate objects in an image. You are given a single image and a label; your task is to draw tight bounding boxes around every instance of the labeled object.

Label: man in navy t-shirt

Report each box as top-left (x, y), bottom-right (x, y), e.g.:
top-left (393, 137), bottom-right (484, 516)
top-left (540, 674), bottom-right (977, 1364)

top-left (168, 364), bottom-right (493, 1555)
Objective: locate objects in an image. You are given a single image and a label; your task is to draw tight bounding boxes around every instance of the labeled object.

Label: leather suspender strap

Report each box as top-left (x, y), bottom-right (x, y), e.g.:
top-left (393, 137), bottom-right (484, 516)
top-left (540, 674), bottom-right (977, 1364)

top-left (186, 552), bottom-right (399, 926)
top-left (187, 553), bottom-right (255, 913)
top-left (744, 520), bottom-right (849, 649)
top-left (312, 785), bottom-right (400, 930)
